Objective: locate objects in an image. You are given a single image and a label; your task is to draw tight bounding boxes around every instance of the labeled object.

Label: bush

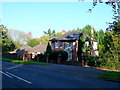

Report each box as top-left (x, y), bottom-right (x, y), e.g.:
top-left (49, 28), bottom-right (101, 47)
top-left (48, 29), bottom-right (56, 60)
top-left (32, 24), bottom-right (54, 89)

top-left (98, 52), bottom-right (120, 70)
top-left (45, 42), bottom-right (52, 54)
top-left (85, 56), bottom-right (99, 66)
top-left (37, 53), bottom-right (45, 62)
top-left (48, 51), bottom-right (68, 63)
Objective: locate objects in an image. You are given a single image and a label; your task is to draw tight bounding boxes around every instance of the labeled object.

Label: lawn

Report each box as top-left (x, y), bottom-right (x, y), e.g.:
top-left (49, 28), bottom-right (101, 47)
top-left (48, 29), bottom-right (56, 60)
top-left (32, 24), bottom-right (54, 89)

top-left (0, 58), bottom-right (51, 65)
top-left (99, 71), bottom-right (120, 82)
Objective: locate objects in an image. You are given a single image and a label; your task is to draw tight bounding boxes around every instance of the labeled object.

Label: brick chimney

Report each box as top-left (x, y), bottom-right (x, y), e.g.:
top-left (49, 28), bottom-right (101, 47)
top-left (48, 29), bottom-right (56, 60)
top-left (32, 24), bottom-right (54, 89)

top-left (91, 28), bottom-right (94, 38)
top-left (61, 30), bottom-right (66, 35)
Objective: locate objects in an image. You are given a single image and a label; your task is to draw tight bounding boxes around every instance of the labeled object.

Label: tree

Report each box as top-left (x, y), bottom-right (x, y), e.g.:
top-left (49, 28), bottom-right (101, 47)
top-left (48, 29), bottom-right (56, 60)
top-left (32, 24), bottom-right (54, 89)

top-left (111, 22), bottom-right (120, 61)
top-left (81, 25), bottom-right (92, 37)
top-left (78, 33), bottom-right (86, 65)
top-left (28, 38), bottom-right (40, 47)
top-left (8, 29), bottom-right (32, 46)
top-left (44, 29), bottom-right (56, 37)
top-left (45, 42), bottom-right (52, 54)
top-left (80, 25), bottom-right (98, 40)
top-left (39, 35), bottom-right (51, 45)
top-left (0, 25), bottom-right (15, 52)
top-left (97, 23), bottom-right (120, 69)
top-left (103, 31), bottom-right (113, 53)
top-left (97, 29), bottom-right (105, 55)
top-left (98, 29), bottom-right (104, 45)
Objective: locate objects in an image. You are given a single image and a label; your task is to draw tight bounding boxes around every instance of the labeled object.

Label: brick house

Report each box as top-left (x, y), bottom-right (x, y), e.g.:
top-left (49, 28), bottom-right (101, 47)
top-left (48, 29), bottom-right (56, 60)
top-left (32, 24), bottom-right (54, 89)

top-left (14, 45), bottom-right (46, 61)
top-left (49, 30), bottom-right (99, 61)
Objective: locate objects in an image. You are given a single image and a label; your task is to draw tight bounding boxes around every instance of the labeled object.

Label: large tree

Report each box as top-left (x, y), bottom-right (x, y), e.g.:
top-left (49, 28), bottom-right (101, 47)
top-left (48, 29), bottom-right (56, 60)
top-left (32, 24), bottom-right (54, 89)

top-left (0, 25), bottom-right (15, 52)
top-left (8, 29), bottom-right (32, 46)
top-left (28, 38), bottom-right (40, 47)
top-left (78, 33), bottom-right (86, 65)
top-left (81, 25), bottom-right (92, 37)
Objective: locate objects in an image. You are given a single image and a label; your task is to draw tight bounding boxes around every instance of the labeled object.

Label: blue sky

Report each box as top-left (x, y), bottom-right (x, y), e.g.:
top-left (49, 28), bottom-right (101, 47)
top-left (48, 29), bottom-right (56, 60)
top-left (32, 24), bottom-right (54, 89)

top-left (1, 2), bottom-right (113, 38)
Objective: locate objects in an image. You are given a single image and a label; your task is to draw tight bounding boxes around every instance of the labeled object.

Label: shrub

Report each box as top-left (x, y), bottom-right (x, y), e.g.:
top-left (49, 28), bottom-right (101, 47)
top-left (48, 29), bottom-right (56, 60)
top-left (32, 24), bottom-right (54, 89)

top-left (37, 53), bottom-right (45, 62)
top-left (49, 51), bottom-right (68, 63)
top-left (45, 42), bottom-right (52, 54)
top-left (86, 56), bottom-right (99, 66)
top-left (98, 52), bottom-right (120, 70)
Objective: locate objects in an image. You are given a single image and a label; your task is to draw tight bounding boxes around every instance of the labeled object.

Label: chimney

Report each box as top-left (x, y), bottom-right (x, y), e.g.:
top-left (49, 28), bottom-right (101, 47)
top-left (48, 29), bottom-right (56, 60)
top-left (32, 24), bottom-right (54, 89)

top-left (91, 28), bottom-right (94, 38)
top-left (61, 30), bottom-right (66, 35)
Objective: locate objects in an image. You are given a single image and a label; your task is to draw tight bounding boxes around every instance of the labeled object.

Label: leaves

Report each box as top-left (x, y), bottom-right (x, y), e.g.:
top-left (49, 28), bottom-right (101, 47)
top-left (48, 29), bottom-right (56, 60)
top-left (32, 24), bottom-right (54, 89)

top-left (0, 25), bottom-right (16, 52)
top-left (28, 38), bottom-right (40, 47)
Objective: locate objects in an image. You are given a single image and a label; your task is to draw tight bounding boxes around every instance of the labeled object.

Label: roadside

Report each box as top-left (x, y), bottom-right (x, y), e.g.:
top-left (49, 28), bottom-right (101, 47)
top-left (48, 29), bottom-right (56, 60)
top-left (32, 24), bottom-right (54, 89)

top-left (1, 58), bottom-right (120, 84)
top-left (0, 58), bottom-right (51, 65)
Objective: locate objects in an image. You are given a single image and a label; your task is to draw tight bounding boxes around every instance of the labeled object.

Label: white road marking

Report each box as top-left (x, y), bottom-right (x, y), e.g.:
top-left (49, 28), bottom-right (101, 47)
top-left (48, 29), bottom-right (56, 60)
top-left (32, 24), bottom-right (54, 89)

top-left (8, 65), bottom-right (22, 70)
top-left (0, 71), bottom-right (12, 78)
top-left (5, 71), bottom-right (32, 84)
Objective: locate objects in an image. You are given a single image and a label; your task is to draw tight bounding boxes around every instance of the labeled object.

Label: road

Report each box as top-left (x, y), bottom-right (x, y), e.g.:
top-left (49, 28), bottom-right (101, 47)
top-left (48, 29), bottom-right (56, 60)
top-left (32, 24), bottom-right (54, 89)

top-left (1, 61), bottom-right (120, 88)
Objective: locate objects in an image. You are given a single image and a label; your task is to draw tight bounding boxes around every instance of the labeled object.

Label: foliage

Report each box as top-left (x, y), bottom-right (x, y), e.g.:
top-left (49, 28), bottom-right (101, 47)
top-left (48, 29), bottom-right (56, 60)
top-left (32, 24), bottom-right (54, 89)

top-left (97, 29), bottom-right (105, 55)
top-left (78, 33), bottom-right (86, 61)
top-left (0, 25), bottom-right (16, 52)
top-left (39, 35), bottom-right (51, 45)
top-left (112, 22), bottom-right (120, 61)
top-left (78, 23), bottom-right (119, 70)
top-left (13, 41), bottom-right (23, 49)
top-left (28, 38), bottom-right (40, 47)
top-left (44, 29), bottom-right (56, 37)
top-left (8, 29), bottom-right (32, 46)
top-left (86, 56), bottom-right (99, 66)
top-left (98, 29), bottom-right (104, 45)
top-left (48, 51), bottom-right (68, 62)
top-left (1, 58), bottom-right (50, 65)
top-left (81, 25), bottom-right (92, 37)
top-left (39, 31), bottom-right (62, 45)
top-left (99, 71), bottom-right (120, 81)
top-left (45, 42), bottom-right (52, 54)
top-left (103, 31), bottom-right (113, 53)
top-left (37, 53), bottom-right (45, 62)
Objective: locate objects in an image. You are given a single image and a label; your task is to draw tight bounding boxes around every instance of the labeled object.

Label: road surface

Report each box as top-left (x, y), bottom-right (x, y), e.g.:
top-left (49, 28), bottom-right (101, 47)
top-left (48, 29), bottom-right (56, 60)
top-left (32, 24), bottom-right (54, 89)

top-left (1, 61), bottom-right (120, 88)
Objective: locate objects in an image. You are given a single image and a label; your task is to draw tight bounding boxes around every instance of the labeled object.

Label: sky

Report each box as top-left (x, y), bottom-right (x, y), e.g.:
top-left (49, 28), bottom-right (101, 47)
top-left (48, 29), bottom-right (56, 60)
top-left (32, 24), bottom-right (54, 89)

top-left (1, 1), bottom-right (114, 38)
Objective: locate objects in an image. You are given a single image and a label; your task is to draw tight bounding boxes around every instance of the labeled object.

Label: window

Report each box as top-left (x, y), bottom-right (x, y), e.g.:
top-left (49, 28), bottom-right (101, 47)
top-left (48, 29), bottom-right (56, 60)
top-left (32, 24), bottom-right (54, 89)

top-left (55, 42), bottom-right (59, 48)
top-left (60, 42), bottom-right (63, 49)
top-left (69, 34), bottom-right (79, 38)
top-left (67, 42), bottom-right (72, 48)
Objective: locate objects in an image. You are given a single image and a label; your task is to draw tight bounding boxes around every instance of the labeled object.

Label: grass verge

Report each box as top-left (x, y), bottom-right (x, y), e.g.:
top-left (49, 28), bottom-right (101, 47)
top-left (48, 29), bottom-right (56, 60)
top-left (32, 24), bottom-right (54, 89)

top-left (99, 71), bottom-right (120, 82)
top-left (0, 58), bottom-right (51, 65)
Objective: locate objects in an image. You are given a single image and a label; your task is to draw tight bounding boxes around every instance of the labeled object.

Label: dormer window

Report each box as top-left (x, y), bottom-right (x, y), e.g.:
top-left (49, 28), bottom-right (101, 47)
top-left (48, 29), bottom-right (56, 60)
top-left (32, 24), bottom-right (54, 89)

top-left (69, 34), bottom-right (79, 38)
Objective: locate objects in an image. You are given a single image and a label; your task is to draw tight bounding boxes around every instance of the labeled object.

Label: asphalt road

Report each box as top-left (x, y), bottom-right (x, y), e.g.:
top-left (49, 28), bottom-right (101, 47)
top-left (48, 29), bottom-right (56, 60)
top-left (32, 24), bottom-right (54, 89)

top-left (1, 61), bottom-right (120, 88)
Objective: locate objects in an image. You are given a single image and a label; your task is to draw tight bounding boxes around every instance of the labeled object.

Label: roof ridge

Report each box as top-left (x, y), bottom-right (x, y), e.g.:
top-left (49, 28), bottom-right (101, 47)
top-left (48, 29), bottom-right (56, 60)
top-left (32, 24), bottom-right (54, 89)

top-left (56, 30), bottom-right (82, 39)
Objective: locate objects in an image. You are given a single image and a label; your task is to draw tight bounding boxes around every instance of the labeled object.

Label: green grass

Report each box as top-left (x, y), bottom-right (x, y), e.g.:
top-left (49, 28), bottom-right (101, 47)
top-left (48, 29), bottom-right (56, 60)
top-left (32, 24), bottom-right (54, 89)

top-left (0, 58), bottom-right (51, 65)
top-left (99, 71), bottom-right (120, 81)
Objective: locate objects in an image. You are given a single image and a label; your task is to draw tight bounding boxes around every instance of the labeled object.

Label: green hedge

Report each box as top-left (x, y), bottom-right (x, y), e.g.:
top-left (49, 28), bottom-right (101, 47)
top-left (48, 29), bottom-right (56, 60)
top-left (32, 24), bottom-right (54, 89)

top-left (48, 51), bottom-right (68, 63)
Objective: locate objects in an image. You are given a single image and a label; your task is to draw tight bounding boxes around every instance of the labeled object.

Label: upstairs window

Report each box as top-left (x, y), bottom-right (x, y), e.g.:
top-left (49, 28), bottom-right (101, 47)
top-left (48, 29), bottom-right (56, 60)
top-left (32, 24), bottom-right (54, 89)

top-left (55, 42), bottom-right (59, 48)
top-left (60, 42), bottom-right (63, 49)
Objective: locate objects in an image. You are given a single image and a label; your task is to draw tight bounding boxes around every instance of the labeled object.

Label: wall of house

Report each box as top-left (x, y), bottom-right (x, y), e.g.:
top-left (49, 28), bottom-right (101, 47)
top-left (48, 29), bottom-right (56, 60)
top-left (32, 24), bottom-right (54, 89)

top-left (92, 41), bottom-right (99, 56)
top-left (51, 41), bottom-right (79, 61)
top-left (93, 41), bottom-right (98, 50)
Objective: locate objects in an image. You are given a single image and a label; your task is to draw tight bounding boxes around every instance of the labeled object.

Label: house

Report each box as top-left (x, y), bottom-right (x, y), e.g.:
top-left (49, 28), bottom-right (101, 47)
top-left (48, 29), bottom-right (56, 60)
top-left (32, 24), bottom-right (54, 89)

top-left (14, 45), bottom-right (47, 61)
top-left (49, 30), bottom-right (99, 61)
top-left (15, 46), bottom-right (33, 61)
top-left (32, 45), bottom-right (47, 61)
